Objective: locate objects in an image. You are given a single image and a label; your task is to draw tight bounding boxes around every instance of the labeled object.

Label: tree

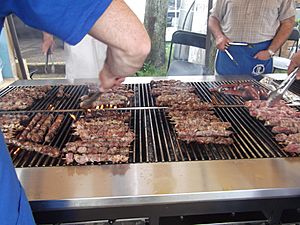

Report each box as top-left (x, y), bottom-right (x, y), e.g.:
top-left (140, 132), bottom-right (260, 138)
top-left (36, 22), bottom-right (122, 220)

top-left (144, 0), bottom-right (169, 67)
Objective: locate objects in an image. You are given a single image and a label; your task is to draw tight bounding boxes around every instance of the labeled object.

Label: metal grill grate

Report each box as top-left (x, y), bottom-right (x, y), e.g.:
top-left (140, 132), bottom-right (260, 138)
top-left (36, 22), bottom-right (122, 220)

top-left (288, 80), bottom-right (300, 95)
top-left (7, 107), bottom-right (297, 168)
top-left (1, 82), bottom-right (299, 167)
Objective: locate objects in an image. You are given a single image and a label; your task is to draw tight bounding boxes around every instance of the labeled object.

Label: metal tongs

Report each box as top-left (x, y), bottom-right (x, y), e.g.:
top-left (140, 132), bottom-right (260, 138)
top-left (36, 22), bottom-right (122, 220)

top-left (44, 48), bottom-right (55, 74)
top-left (80, 91), bottom-right (102, 109)
top-left (266, 67), bottom-right (299, 106)
top-left (224, 42), bottom-right (248, 66)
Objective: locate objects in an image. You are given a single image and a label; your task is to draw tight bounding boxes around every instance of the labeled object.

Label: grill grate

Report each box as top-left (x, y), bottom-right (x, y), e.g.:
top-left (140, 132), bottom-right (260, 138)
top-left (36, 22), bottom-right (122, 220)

top-left (1, 81), bottom-right (299, 168)
top-left (7, 107), bottom-right (297, 168)
top-left (0, 85), bottom-right (88, 111)
top-left (277, 80), bottom-right (300, 96)
top-left (7, 111), bottom-right (81, 167)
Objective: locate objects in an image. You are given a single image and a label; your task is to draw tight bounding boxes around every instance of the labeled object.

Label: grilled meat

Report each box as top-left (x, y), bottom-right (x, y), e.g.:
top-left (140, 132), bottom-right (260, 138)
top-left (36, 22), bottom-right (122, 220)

top-left (8, 139), bottom-right (60, 157)
top-left (275, 133), bottom-right (288, 142)
top-left (0, 86), bottom-right (52, 110)
top-left (85, 111), bottom-right (131, 121)
top-left (0, 114), bottom-right (29, 139)
top-left (80, 85), bottom-right (134, 109)
top-left (210, 83), bottom-right (268, 100)
top-left (66, 153), bottom-right (129, 164)
top-left (63, 140), bottom-right (132, 153)
top-left (151, 80), bottom-right (195, 97)
top-left (284, 143), bottom-right (300, 153)
top-left (45, 114), bottom-right (65, 142)
top-left (150, 80), bottom-right (233, 145)
top-left (56, 85), bottom-right (71, 98)
top-left (20, 114), bottom-right (54, 143)
top-left (246, 100), bottom-right (300, 154)
top-left (19, 113), bottom-right (43, 140)
top-left (64, 111), bottom-right (134, 165)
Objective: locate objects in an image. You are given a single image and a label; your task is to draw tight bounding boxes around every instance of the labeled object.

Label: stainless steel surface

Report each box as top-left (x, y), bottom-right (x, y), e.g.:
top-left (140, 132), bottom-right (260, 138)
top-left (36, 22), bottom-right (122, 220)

top-left (267, 68), bottom-right (299, 106)
top-left (17, 158), bottom-right (300, 211)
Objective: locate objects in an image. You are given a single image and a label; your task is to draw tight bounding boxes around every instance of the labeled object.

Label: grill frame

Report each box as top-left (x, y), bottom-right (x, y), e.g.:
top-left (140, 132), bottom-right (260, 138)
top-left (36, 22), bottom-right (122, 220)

top-left (4, 77), bottom-right (300, 225)
top-left (2, 78), bottom-right (299, 168)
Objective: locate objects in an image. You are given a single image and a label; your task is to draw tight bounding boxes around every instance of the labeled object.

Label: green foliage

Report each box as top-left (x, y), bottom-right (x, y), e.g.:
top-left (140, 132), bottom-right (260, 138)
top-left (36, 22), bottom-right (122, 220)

top-left (136, 63), bottom-right (167, 77)
top-left (136, 42), bottom-right (171, 77)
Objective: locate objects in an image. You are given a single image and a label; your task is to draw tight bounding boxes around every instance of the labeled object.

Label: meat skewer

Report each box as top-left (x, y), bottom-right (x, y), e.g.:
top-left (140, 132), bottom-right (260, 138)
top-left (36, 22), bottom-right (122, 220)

top-left (45, 114), bottom-right (65, 142)
top-left (245, 100), bottom-right (300, 154)
top-left (65, 153), bottom-right (129, 165)
top-left (19, 113), bottom-right (43, 141)
top-left (150, 80), bottom-right (234, 145)
top-left (8, 139), bottom-right (60, 158)
top-left (209, 83), bottom-right (268, 100)
top-left (64, 110), bottom-right (134, 165)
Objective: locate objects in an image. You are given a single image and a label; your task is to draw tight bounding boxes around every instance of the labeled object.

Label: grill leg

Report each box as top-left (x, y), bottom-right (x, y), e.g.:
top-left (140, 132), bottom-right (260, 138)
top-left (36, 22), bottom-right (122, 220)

top-left (267, 209), bottom-right (282, 225)
top-left (148, 216), bottom-right (159, 225)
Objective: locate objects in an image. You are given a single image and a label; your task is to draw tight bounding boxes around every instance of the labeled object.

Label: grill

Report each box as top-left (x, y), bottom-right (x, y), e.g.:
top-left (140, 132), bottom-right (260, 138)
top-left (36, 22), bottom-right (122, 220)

top-left (289, 80), bottom-right (300, 95)
top-left (1, 81), bottom-right (299, 168)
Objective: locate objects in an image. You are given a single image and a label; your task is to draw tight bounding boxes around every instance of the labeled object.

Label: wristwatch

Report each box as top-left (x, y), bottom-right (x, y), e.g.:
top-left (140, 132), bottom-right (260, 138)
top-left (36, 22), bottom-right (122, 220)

top-left (267, 49), bottom-right (275, 57)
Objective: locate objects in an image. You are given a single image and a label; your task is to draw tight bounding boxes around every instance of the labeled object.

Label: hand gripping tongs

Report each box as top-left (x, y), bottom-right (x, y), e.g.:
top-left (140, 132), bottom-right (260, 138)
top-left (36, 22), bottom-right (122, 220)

top-left (224, 42), bottom-right (250, 66)
top-left (80, 91), bottom-right (102, 109)
top-left (44, 48), bottom-right (55, 74)
top-left (266, 67), bottom-right (299, 107)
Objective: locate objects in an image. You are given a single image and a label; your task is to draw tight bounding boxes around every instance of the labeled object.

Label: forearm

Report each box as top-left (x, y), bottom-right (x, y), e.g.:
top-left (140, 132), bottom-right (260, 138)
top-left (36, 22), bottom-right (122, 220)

top-left (105, 46), bottom-right (142, 76)
top-left (268, 16), bottom-right (295, 53)
top-left (89, 0), bottom-right (150, 77)
top-left (208, 16), bottom-right (224, 39)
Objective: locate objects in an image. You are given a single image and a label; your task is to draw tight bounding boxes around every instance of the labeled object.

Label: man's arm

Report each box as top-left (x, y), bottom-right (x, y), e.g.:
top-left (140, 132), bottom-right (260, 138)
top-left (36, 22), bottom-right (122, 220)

top-left (254, 16), bottom-right (295, 60)
top-left (89, 0), bottom-right (151, 91)
top-left (208, 15), bottom-right (231, 51)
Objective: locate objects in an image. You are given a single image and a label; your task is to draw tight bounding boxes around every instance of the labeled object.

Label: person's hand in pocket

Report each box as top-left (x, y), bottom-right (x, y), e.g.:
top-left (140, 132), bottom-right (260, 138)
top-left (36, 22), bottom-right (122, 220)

top-left (254, 50), bottom-right (271, 61)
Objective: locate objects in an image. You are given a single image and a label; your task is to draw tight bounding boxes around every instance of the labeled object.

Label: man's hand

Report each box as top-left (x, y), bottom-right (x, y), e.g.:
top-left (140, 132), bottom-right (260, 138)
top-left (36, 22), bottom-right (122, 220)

top-left (288, 52), bottom-right (300, 79)
top-left (42, 32), bottom-right (55, 55)
top-left (98, 63), bottom-right (126, 92)
top-left (215, 35), bottom-right (230, 51)
top-left (89, 0), bottom-right (150, 86)
top-left (254, 50), bottom-right (272, 61)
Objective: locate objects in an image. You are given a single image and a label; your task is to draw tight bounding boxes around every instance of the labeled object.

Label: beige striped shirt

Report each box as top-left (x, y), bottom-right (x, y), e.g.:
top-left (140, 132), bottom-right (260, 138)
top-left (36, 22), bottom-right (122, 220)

top-left (210, 0), bottom-right (296, 43)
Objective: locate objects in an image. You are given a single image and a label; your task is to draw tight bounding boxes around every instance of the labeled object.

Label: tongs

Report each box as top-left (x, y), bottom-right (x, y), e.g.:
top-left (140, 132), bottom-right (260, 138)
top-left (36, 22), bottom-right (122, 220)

top-left (224, 42), bottom-right (243, 66)
top-left (229, 42), bottom-right (253, 48)
top-left (267, 67), bottom-right (299, 106)
top-left (44, 48), bottom-right (55, 74)
top-left (80, 91), bottom-right (102, 108)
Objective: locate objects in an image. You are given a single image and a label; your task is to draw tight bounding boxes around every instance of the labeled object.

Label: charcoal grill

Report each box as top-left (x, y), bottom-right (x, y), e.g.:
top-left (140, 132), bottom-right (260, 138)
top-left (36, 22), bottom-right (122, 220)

top-left (3, 77), bottom-right (300, 225)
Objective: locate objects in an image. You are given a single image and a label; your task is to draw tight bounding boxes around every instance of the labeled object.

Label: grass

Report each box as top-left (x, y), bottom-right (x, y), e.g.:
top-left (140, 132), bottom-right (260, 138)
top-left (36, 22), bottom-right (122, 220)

top-left (136, 63), bottom-right (167, 77)
top-left (136, 43), bottom-right (172, 77)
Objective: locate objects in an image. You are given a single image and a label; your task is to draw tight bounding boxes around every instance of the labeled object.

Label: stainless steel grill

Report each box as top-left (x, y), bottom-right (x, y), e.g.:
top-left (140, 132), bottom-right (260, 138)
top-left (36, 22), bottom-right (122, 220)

top-left (6, 78), bottom-right (300, 225)
top-left (1, 81), bottom-right (299, 168)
